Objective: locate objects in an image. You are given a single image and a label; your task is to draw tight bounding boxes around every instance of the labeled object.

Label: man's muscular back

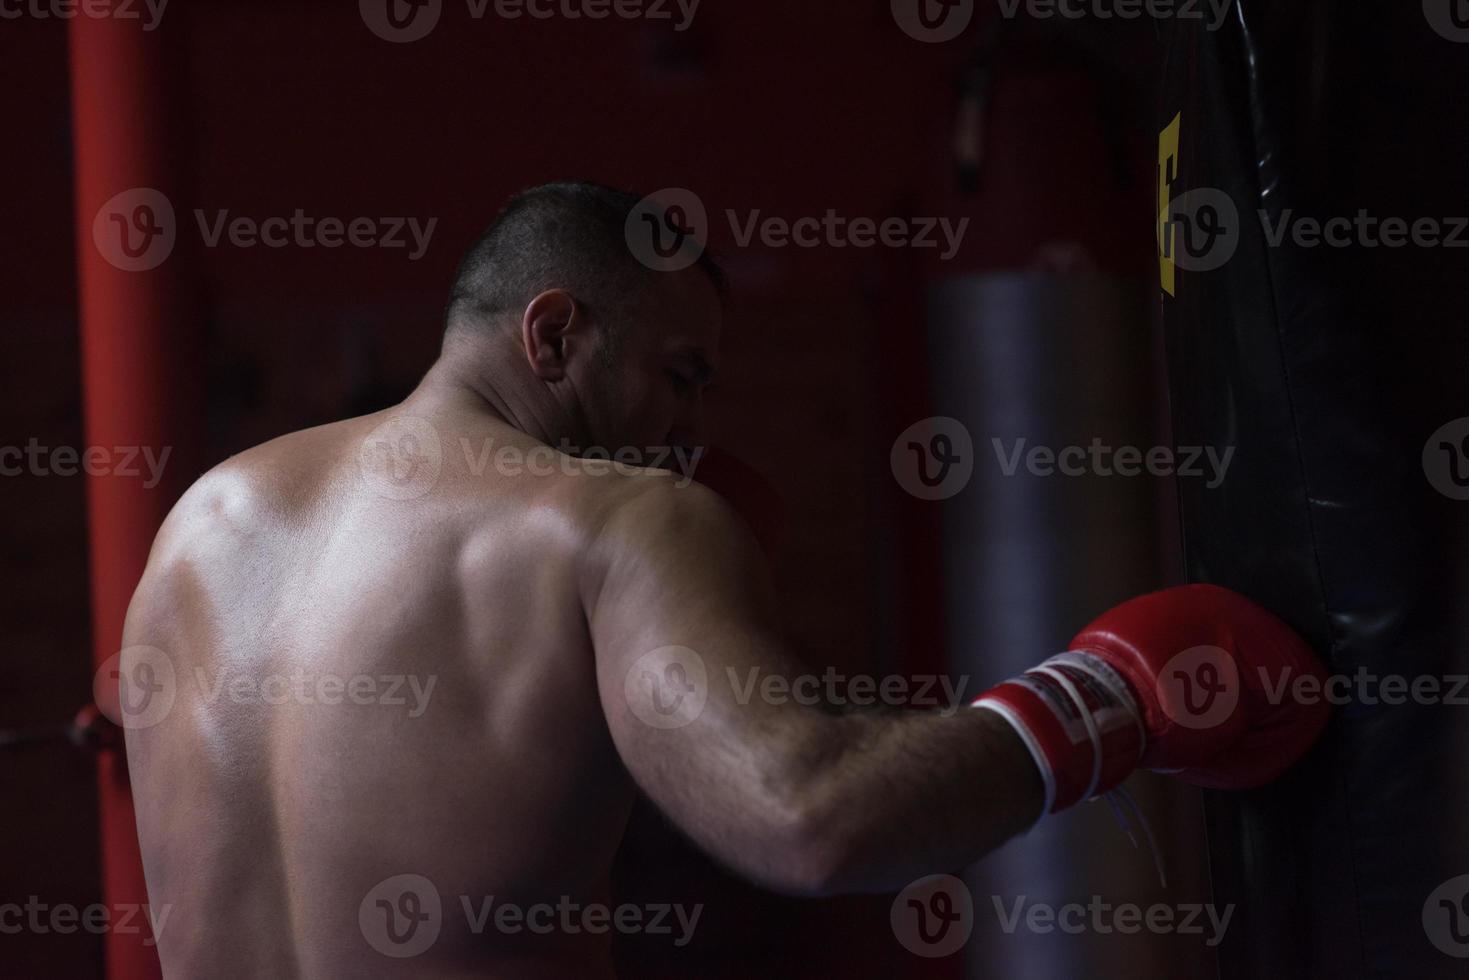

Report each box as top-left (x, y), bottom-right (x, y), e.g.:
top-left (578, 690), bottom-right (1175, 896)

top-left (123, 402), bottom-right (651, 978)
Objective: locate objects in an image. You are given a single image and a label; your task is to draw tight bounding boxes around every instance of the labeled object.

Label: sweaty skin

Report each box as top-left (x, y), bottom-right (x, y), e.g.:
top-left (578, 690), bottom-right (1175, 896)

top-left (121, 267), bottom-right (1042, 978)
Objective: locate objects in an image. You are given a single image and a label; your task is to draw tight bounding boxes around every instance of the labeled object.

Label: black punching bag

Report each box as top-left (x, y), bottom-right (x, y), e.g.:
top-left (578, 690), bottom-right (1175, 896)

top-left (1158, 2), bottom-right (1469, 977)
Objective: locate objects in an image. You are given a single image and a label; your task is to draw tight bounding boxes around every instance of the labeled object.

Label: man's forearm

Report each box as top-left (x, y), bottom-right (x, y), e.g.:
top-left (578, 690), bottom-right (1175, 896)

top-left (767, 707), bottom-right (1045, 896)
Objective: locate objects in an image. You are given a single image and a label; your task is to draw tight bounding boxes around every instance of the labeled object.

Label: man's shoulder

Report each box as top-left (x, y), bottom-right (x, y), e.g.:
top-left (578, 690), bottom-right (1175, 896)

top-left (570, 462), bottom-right (756, 599)
top-left (150, 420), bottom-right (358, 560)
top-left (568, 461), bottom-right (732, 543)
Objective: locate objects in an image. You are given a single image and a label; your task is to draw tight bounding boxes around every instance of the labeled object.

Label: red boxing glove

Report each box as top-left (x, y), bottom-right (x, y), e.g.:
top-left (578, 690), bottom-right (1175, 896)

top-left (973, 584), bottom-right (1331, 815)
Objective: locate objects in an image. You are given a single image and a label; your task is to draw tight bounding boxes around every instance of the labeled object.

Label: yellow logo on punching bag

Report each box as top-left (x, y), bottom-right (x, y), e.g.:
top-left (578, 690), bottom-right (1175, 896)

top-left (1158, 112), bottom-right (1182, 297)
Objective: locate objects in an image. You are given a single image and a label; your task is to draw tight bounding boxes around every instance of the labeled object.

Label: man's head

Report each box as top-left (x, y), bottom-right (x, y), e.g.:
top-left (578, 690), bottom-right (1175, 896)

top-left (443, 182), bottom-right (724, 455)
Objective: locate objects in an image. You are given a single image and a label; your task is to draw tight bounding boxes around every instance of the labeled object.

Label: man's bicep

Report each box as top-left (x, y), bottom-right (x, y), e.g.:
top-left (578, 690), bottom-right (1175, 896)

top-left (586, 482), bottom-right (808, 831)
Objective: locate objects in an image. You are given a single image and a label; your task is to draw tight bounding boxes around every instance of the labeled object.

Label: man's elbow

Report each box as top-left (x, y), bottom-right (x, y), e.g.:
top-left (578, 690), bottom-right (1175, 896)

top-left (753, 794), bottom-right (862, 898)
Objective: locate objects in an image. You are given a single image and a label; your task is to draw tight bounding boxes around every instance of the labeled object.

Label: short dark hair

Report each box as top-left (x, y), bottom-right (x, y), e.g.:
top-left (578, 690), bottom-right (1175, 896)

top-left (444, 181), bottom-right (724, 338)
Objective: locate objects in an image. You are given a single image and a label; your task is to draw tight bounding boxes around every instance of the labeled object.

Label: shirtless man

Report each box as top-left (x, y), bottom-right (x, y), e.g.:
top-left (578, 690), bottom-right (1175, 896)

top-left (117, 181), bottom-right (1330, 978)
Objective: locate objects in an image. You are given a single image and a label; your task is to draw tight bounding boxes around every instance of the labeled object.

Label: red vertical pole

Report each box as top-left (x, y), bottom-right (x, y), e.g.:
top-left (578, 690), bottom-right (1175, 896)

top-left (70, 12), bottom-right (198, 980)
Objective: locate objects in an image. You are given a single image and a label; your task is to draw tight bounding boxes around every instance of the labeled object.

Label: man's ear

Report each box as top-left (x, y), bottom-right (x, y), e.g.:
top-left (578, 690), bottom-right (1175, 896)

top-left (521, 289), bottom-right (581, 381)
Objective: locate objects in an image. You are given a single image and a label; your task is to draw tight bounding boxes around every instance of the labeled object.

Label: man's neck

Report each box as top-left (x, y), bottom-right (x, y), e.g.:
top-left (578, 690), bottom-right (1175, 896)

top-left (407, 344), bottom-right (573, 450)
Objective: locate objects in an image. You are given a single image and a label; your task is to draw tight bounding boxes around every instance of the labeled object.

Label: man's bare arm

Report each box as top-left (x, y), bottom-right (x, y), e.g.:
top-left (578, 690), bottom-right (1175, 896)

top-left (584, 479), bottom-right (1043, 896)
